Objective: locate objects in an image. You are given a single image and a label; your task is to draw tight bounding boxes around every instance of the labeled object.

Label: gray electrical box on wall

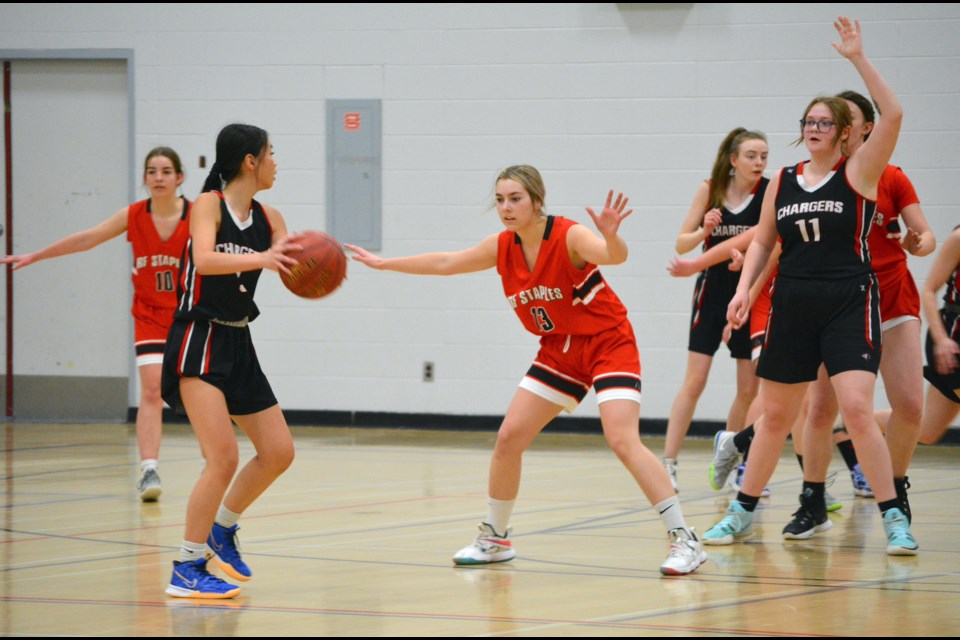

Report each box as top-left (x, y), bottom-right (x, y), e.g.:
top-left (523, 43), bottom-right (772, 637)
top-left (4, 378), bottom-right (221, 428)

top-left (326, 99), bottom-right (382, 250)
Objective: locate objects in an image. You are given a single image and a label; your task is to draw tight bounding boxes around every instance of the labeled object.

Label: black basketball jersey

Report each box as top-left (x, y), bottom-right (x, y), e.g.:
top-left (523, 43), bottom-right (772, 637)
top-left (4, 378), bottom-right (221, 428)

top-left (175, 194), bottom-right (274, 323)
top-left (944, 265), bottom-right (960, 307)
top-left (775, 159), bottom-right (875, 280)
top-left (703, 177), bottom-right (768, 274)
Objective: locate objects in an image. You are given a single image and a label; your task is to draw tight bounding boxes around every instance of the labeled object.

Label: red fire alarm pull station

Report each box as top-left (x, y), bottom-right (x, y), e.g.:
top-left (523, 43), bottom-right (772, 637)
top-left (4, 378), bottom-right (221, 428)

top-left (344, 113), bottom-right (361, 130)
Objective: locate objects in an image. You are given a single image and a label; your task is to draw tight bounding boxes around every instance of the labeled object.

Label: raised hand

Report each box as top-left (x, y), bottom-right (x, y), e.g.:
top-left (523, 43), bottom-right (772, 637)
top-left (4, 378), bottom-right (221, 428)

top-left (585, 190), bottom-right (633, 238)
top-left (832, 16), bottom-right (863, 60)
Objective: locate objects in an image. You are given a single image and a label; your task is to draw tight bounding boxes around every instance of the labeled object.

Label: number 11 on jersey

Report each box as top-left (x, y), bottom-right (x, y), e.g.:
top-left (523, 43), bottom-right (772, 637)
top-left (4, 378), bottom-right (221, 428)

top-left (795, 218), bottom-right (821, 242)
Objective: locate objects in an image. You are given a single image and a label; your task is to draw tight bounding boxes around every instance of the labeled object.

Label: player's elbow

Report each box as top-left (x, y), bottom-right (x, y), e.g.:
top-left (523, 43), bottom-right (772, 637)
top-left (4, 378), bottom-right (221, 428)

top-left (609, 248), bottom-right (628, 265)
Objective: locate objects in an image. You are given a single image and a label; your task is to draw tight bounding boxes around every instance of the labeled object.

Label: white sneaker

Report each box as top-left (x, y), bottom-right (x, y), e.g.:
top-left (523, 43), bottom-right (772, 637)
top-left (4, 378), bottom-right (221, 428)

top-left (660, 528), bottom-right (708, 575)
top-left (709, 431), bottom-right (740, 491)
top-left (661, 457), bottom-right (679, 493)
top-left (452, 523), bottom-right (516, 565)
top-left (137, 468), bottom-right (162, 502)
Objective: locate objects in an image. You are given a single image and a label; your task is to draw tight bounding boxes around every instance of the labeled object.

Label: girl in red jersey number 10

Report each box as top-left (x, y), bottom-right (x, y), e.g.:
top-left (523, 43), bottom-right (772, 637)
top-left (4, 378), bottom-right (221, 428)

top-left (2, 147), bottom-right (191, 502)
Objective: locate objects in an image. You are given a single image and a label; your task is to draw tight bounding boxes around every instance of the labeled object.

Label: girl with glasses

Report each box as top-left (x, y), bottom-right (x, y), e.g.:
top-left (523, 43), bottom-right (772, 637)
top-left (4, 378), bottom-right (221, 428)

top-left (702, 17), bottom-right (918, 555)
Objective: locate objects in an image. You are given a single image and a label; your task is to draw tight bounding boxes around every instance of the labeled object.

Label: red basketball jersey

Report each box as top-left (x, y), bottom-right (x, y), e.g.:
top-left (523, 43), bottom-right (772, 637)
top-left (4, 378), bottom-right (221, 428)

top-left (127, 198), bottom-right (191, 314)
top-left (497, 216), bottom-right (628, 336)
top-left (867, 165), bottom-right (920, 276)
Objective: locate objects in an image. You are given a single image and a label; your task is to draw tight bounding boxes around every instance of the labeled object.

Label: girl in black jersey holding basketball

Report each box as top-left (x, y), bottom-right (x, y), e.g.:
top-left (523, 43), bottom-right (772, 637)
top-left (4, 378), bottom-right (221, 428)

top-left (703, 17), bottom-right (917, 555)
top-left (162, 124), bottom-right (303, 598)
top-left (662, 128), bottom-right (768, 491)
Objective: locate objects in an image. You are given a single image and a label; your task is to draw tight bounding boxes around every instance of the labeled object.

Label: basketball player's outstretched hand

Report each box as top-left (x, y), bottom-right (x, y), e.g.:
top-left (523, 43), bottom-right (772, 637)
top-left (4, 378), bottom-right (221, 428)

top-left (832, 16), bottom-right (863, 59)
top-left (667, 255), bottom-right (698, 278)
top-left (0, 253), bottom-right (38, 270)
top-left (344, 244), bottom-right (385, 270)
top-left (585, 190), bottom-right (633, 237)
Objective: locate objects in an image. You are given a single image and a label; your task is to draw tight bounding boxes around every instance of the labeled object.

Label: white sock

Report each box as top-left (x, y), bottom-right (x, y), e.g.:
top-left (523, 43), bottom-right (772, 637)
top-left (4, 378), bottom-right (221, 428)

top-left (486, 497), bottom-right (515, 535)
top-left (215, 505), bottom-right (242, 529)
top-left (178, 540), bottom-right (207, 563)
top-left (140, 459), bottom-right (158, 473)
top-left (654, 496), bottom-right (688, 533)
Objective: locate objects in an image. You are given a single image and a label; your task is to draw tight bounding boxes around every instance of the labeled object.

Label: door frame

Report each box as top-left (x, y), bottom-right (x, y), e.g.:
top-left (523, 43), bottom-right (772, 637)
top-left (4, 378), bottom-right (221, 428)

top-left (0, 49), bottom-right (136, 418)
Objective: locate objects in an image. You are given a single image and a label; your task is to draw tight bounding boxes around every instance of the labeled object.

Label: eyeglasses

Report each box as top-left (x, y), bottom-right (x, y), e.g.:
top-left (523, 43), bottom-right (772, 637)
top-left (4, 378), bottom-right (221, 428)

top-left (800, 119), bottom-right (836, 133)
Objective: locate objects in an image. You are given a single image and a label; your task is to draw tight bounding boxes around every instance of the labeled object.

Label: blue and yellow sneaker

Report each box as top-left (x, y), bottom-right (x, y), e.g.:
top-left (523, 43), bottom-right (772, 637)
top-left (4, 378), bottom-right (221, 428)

top-left (166, 558), bottom-right (241, 599)
top-left (207, 524), bottom-right (252, 582)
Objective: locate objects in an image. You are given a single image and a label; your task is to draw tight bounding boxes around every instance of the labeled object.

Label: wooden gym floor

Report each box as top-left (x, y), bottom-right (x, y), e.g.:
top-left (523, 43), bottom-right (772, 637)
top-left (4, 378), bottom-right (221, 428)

top-left (1, 421), bottom-right (957, 636)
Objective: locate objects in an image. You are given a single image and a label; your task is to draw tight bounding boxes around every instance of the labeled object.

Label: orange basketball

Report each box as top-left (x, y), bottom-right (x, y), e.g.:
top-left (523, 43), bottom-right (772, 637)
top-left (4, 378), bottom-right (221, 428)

top-left (280, 231), bottom-right (347, 299)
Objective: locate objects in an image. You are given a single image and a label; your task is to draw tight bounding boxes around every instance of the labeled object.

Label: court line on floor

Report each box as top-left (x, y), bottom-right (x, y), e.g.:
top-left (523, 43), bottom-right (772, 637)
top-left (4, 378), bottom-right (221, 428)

top-left (0, 595), bottom-right (838, 636)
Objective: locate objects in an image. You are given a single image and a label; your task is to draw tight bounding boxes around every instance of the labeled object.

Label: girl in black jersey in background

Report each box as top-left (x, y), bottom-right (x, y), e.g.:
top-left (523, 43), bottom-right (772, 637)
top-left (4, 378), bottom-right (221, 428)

top-left (914, 226), bottom-right (960, 444)
top-left (662, 128), bottom-right (768, 491)
top-left (702, 17), bottom-right (917, 555)
top-left (162, 124), bottom-right (302, 598)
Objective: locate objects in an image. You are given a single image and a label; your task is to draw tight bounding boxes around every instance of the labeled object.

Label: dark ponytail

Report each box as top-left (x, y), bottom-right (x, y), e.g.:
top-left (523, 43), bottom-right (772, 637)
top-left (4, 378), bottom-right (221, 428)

top-left (836, 90), bottom-right (876, 142)
top-left (201, 123), bottom-right (269, 193)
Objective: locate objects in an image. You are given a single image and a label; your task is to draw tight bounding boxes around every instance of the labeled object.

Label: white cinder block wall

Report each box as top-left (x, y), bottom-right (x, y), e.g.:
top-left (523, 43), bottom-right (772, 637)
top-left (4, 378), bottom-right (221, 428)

top-left (2, 3), bottom-right (959, 423)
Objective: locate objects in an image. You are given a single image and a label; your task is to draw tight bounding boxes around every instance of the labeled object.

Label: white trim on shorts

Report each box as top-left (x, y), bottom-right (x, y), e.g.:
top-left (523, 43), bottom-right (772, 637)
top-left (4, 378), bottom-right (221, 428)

top-left (596, 387), bottom-right (641, 405)
top-left (519, 377), bottom-right (580, 414)
top-left (881, 314), bottom-right (919, 332)
top-left (137, 353), bottom-right (164, 367)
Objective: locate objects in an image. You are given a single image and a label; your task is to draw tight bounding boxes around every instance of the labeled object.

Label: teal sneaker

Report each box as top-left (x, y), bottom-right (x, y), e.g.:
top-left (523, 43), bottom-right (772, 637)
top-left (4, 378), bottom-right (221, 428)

top-left (703, 501), bottom-right (754, 545)
top-left (883, 508), bottom-right (918, 556)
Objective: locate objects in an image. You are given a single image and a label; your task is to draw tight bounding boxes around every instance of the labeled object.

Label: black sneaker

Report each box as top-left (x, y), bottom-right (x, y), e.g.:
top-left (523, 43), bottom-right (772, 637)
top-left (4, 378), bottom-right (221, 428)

top-left (782, 491), bottom-right (832, 540)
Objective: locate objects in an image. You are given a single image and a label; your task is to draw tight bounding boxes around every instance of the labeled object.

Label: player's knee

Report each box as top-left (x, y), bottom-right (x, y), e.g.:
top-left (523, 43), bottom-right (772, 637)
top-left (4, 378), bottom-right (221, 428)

top-left (891, 397), bottom-right (923, 427)
top-left (262, 443), bottom-right (295, 474)
top-left (806, 403), bottom-right (838, 431)
top-left (140, 385), bottom-right (164, 407)
top-left (837, 412), bottom-right (875, 437)
top-left (735, 385), bottom-right (758, 405)
top-left (681, 372), bottom-right (709, 397)
top-left (493, 426), bottom-right (531, 457)
top-left (205, 452), bottom-right (240, 481)
top-left (918, 424), bottom-right (947, 445)
top-left (603, 431), bottom-right (638, 460)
